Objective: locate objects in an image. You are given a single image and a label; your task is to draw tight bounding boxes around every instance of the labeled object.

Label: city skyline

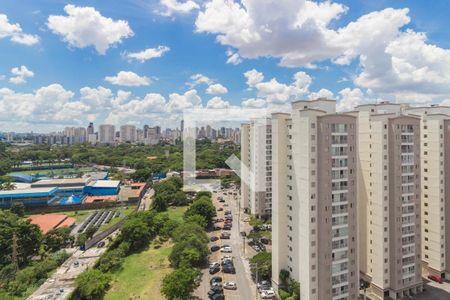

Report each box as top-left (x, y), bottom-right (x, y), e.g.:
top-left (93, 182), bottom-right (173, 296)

top-left (1, 1), bottom-right (450, 132)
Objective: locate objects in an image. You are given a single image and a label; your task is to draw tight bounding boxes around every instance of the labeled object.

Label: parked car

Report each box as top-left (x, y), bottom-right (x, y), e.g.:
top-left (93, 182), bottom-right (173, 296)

top-left (217, 207), bottom-right (223, 211)
top-left (210, 236), bottom-right (219, 242)
top-left (211, 245), bottom-right (221, 252)
top-left (209, 265), bottom-right (220, 274)
top-left (210, 276), bottom-right (223, 286)
top-left (223, 203), bottom-right (228, 207)
top-left (221, 255), bottom-right (232, 262)
top-left (97, 241), bottom-right (105, 248)
top-left (208, 286), bottom-right (223, 298)
top-left (260, 237), bottom-right (271, 245)
top-left (209, 293), bottom-right (224, 300)
top-left (428, 274), bottom-right (443, 284)
top-left (220, 232), bottom-right (231, 239)
top-left (210, 262), bottom-right (220, 268)
top-left (214, 226), bottom-right (222, 231)
top-left (222, 264), bottom-right (236, 274)
top-left (240, 231), bottom-right (247, 237)
top-left (261, 289), bottom-right (276, 299)
top-left (252, 245), bottom-right (261, 252)
top-left (220, 246), bottom-right (232, 253)
top-left (223, 224), bottom-right (232, 230)
top-left (257, 280), bottom-right (271, 290)
top-left (223, 282), bottom-right (237, 290)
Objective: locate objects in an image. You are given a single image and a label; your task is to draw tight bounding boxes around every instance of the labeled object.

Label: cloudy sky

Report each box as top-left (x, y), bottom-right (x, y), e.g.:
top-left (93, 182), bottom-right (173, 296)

top-left (1, 0), bottom-right (449, 132)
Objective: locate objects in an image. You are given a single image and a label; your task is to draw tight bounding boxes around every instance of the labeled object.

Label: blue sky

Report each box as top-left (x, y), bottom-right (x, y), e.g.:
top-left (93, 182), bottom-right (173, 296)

top-left (1, 0), bottom-right (450, 132)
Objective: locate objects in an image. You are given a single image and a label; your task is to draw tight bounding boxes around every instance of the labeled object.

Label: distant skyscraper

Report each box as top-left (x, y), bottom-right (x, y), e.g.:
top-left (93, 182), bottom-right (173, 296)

top-left (120, 125), bottom-right (136, 143)
top-left (143, 125), bottom-right (149, 139)
top-left (99, 124), bottom-right (115, 144)
top-left (87, 122), bottom-right (94, 135)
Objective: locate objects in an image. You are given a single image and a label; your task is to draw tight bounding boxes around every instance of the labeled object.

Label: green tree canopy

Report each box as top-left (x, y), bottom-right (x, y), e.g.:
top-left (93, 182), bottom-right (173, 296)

top-left (184, 197), bottom-right (216, 225)
top-left (250, 252), bottom-right (272, 280)
top-left (0, 210), bottom-right (42, 268)
top-left (75, 269), bottom-right (111, 300)
top-left (161, 267), bottom-right (200, 300)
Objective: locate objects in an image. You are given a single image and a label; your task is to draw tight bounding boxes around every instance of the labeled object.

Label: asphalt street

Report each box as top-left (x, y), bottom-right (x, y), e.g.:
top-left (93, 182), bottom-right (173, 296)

top-left (195, 188), bottom-right (257, 300)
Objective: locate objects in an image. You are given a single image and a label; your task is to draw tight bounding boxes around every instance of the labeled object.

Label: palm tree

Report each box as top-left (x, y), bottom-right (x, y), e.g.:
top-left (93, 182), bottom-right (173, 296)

top-left (0, 181), bottom-right (16, 191)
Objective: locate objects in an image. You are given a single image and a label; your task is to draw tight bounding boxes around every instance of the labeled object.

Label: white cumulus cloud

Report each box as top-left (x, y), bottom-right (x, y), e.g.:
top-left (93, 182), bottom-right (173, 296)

top-left (242, 98), bottom-right (266, 108)
top-left (105, 71), bottom-right (151, 87)
top-left (195, 1), bottom-right (450, 103)
top-left (206, 96), bottom-right (230, 108)
top-left (0, 14), bottom-right (39, 45)
top-left (166, 89), bottom-right (202, 112)
top-left (158, 0), bottom-right (200, 16)
top-left (9, 66), bottom-right (34, 84)
top-left (125, 45), bottom-right (170, 62)
top-left (206, 83), bottom-right (228, 94)
top-left (47, 4), bottom-right (134, 54)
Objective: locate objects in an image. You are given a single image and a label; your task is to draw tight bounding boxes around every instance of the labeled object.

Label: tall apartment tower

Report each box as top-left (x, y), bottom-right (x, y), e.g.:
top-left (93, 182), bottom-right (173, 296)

top-left (120, 125), bottom-right (136, 143)
top-left (357, 103), bottom-right (423, 299)
top-left (240, 123), bottom-right (251, 212)
top-left (240, 120), bottom-right (272, 218)
top-left (404, 105), bottom-right (450, 279)
top-left (272, 99), bottom-right (359, 300)
top-left (99, 124), bottom-right (115, 144)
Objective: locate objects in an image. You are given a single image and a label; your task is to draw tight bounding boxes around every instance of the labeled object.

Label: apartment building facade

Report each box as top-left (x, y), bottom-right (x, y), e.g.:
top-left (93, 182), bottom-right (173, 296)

top-left (240, 120), bottom-right (272, 218)
top-left (405, 106), bottom-right (450, 279)
top-left (357, 103), bottom-right (423, 299)
top-left (272, 99), bottom-right (359, 300)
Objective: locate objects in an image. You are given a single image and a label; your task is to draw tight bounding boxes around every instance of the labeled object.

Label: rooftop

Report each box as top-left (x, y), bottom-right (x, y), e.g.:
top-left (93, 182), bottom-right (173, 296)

top-left (84, 195), bottom-right (118, 203)
top-left (29, 214), bottom-right (76, 234)
top-left (86, 180), bottom-right (121, 188)
top-left (31, 178), bottom-right (90, 187)
top-left (0, 187), bottom-right (58, 198)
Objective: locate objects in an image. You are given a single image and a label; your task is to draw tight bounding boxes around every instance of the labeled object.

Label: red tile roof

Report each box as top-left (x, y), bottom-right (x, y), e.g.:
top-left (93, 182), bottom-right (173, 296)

top-left (84, 195), bottom-right (118, 204)
top-left (29, 214), bottom-right (76, 234)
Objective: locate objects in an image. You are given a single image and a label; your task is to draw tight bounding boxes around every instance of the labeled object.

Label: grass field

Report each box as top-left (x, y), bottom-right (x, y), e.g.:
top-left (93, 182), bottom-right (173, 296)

top-left (166, 205), bottom-right (188, 222)
top-left (104, 241), bottom-right (173, 300)
top-left (103, 206), bottom-right (187, 300)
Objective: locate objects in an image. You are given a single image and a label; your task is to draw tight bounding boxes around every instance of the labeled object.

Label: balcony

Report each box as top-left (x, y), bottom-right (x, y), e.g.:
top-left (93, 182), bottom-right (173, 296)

top-left (332, 273), bottom-right (348, 286)
top-left (331, 124), bottom-right (348, 133)
top-left (332, 136), bottom-right (348, 144)
top-left (332, 215), bottom-right (348, 227)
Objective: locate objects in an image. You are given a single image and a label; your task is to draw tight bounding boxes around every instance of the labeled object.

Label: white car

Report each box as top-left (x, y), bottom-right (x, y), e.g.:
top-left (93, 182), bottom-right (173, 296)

top-left (221, 255), bottom-right (233, 261)
top-left (223, 281), bottom-right (237, 290)
top-left (220, 246), bottom-right (232, 253)
top-left (260, 289), bottom-right (276, 299)
top-left (209, 262), bottom-right (220, 268)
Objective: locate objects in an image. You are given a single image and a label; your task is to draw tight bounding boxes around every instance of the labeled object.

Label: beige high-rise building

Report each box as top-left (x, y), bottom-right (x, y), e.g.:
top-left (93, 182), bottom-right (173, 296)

top-left (120, 124), bottom-right (136, 143)
top-left (357, 103), bottom-right (423, 299)
top-left (240, 119), bottom-right (272, 218)
top-left (240, 123), bottom-right (251, 212)
top-left (404, 105), bottom-right (450, 279)
top-left (272, 99), bottom-right (359, 300)
top-left (99, 124), bottom-right (115, 144)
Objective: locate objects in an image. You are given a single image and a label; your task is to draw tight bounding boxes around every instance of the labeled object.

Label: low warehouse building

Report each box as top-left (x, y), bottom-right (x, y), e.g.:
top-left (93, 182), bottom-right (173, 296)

top-left (0, 187), bottom-right (58, 207)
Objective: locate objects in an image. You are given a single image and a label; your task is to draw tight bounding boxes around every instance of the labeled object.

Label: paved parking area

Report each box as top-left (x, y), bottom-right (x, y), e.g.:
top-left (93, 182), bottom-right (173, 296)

top-left (404, 280), bottom-right (450, 300)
